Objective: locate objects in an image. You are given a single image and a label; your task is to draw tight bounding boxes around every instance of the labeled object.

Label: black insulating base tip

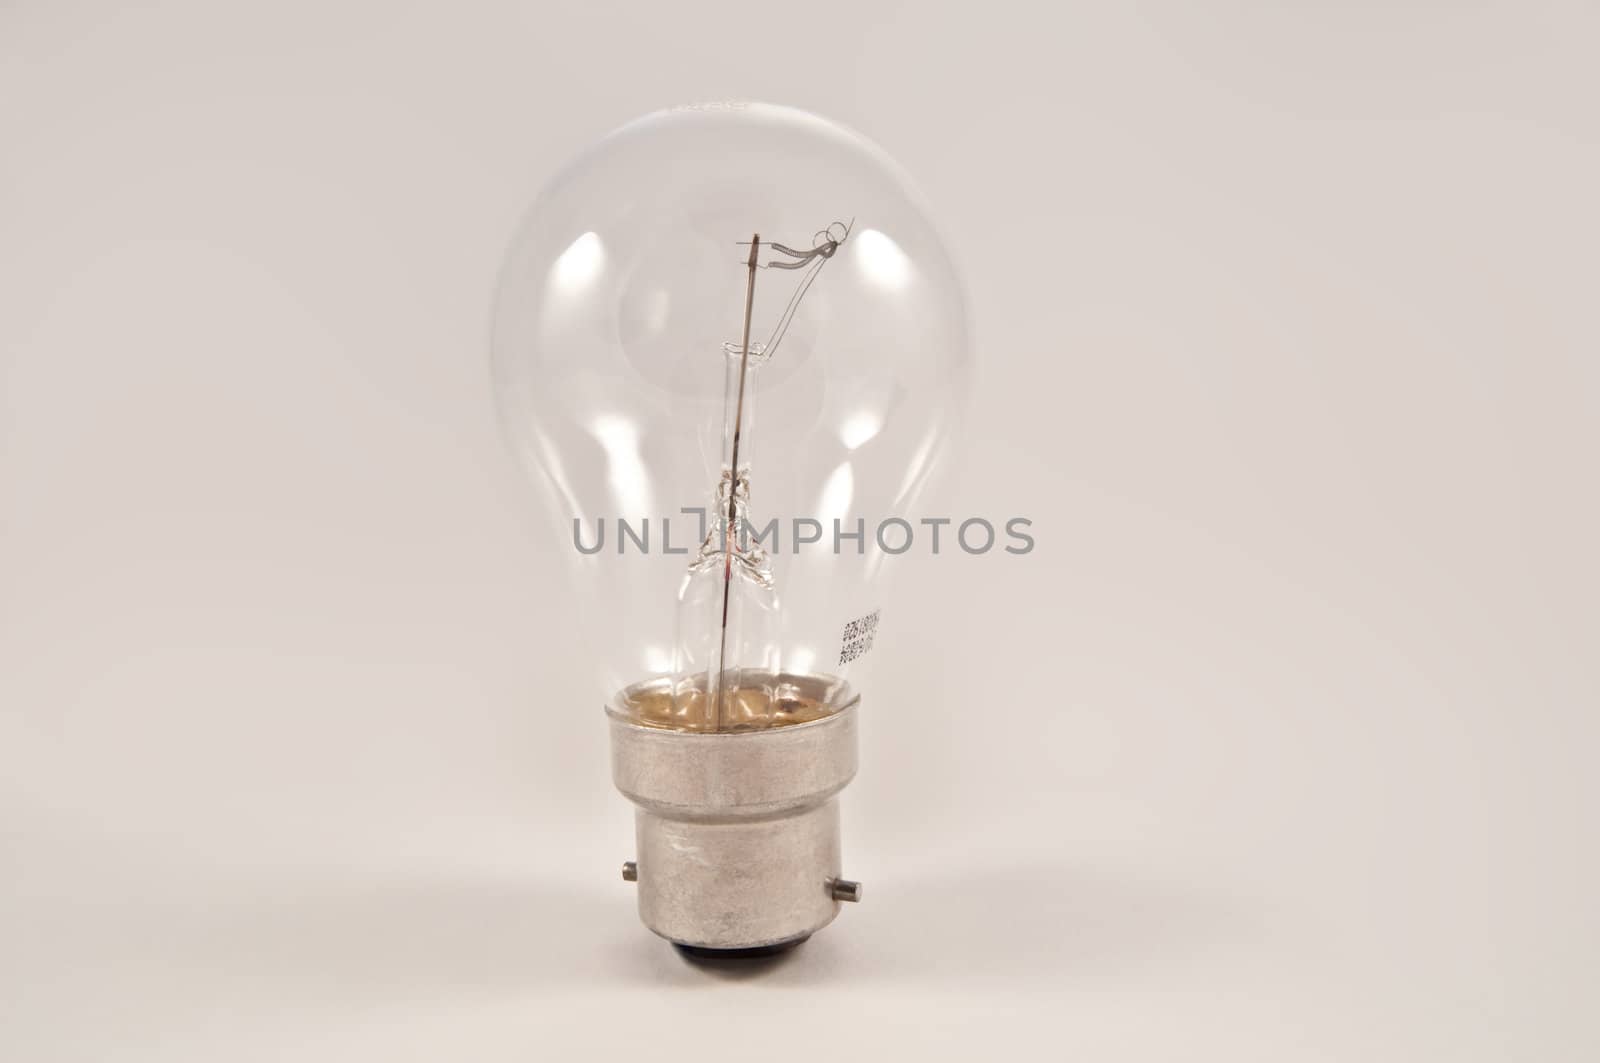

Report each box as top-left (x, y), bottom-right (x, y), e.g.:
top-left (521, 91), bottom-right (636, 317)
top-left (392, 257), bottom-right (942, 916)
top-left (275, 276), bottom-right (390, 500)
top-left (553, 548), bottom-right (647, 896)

top-left (674, 935), bottom-right (811, 961)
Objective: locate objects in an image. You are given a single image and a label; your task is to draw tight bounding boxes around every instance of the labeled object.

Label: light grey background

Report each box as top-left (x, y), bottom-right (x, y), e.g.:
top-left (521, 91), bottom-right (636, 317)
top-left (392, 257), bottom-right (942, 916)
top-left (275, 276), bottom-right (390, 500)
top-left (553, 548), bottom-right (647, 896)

top-left (2, 2), bottom-right (1596, 1060)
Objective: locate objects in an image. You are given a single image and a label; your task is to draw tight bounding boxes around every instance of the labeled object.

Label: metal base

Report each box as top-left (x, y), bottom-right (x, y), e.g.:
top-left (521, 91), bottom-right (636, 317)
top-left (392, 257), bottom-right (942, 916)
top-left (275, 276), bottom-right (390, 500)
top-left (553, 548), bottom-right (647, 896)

top-left (607, 677), bottom-right (861, 951)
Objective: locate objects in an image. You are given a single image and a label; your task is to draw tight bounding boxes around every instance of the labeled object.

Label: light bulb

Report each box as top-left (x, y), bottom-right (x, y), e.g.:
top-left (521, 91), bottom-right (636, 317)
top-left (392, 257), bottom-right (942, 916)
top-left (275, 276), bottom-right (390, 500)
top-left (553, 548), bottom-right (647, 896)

top-left (492, 103), bottom-right (972, 954)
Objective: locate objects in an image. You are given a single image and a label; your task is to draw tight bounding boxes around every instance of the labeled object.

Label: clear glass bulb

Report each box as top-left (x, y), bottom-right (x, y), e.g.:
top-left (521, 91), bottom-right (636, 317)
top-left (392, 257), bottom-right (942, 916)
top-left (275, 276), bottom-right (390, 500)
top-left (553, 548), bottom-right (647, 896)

top-left (492, 102), bottom-right (971, 733)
